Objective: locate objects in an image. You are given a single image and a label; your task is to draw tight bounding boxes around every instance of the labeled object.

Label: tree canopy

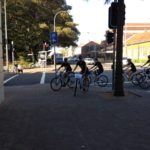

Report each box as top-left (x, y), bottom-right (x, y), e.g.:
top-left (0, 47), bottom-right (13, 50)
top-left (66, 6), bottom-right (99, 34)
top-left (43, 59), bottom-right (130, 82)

top-left (2, 0), bottom-right (80, 55)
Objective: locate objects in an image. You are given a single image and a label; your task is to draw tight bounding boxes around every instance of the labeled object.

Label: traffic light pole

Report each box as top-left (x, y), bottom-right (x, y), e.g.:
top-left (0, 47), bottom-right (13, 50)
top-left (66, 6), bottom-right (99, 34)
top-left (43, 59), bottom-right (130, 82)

top-left (114, 0), bottom-right (125, 96)
top-left (112, 29), bottom-right (116, 90)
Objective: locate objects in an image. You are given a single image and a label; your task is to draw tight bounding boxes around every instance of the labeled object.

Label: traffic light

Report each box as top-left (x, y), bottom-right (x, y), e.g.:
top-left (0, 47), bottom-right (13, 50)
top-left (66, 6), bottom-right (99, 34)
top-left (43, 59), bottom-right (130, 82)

top-left (108, 2), bottom-right (118, 29)
top-left (106, 31), bottom-right (114, 44)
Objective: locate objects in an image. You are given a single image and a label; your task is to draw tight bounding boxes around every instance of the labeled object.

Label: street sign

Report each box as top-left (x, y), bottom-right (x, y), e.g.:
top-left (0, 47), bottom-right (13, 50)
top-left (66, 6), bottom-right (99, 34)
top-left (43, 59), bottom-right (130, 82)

top-left (50, 32), bottom-right (58, 44)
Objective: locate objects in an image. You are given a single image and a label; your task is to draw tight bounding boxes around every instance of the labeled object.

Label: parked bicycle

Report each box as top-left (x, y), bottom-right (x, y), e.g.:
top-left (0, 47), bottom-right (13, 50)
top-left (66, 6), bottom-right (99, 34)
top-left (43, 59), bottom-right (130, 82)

top-left (88, 71), bottom-right (108, 87)
top-left (50, 71), bottom-right (75, 91)
top-left (74, 73), bottom-right (90, 96)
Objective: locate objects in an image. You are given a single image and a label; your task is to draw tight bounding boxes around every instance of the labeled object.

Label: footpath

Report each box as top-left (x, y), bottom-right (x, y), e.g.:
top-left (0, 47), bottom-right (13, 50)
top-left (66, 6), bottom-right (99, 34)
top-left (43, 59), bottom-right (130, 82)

top-left (0, 64), bottom-right (150, 150)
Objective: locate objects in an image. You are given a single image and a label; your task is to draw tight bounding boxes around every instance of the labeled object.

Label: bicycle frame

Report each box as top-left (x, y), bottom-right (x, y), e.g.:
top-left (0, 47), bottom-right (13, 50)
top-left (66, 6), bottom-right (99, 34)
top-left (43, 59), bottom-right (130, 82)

top-left (122, 70), bottom-right (137, 81)
top-left (50, 71), bottom-right (75, 91)
top-left (55, 71), bottom-right (73, 85)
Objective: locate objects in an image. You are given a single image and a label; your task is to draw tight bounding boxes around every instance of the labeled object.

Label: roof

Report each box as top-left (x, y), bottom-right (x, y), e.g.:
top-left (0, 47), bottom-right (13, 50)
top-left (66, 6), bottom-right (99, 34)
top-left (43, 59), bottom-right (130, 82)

top-left (127, 32), bottom-right (150, 45)
top-left (124, 23), bottom-right (150, 31)
top-left (82, 41), bottom-right (100, 48)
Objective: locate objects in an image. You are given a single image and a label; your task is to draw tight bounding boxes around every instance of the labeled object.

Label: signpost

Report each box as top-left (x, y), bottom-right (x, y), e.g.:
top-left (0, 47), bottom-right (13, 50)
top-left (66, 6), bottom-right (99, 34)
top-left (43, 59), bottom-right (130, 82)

top-left (50, 32), bottom-right (58, 44)
top-left (50, 32), bottom-right (58, 72)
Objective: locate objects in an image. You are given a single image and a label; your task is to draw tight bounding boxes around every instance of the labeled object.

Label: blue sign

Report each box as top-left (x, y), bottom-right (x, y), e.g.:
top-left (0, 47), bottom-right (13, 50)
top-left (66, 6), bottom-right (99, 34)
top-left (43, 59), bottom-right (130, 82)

top-left (50, 32), bottom-right (58, 44)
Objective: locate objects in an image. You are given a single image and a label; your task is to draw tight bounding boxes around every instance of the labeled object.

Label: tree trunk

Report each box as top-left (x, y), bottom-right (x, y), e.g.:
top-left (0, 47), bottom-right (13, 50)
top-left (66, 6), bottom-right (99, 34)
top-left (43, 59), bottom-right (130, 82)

top-left (114, 0), bottom-right (125, 96)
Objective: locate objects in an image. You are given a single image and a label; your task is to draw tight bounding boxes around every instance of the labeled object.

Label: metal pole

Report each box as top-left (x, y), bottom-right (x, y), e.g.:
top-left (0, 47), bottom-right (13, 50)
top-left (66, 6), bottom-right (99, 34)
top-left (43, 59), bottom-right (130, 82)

top-left (112, 29), bottom-right (116, 90)
top-left (4, 0), bottom-right (9, 71)
top-left (53, 11), bottom-right (66, 72)
top-left (11, 41), bottom-right (15, 72)
top-left (0, 0), bottom-right (4, 102)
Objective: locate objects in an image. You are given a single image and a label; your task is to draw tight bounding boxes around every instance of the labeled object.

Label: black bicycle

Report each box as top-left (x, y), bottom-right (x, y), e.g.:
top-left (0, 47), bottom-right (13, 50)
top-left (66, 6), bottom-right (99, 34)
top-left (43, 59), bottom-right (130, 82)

top-left (50, 71), bottom-right (75, 91)
top-left (88, 71), bottom-right (108, 87)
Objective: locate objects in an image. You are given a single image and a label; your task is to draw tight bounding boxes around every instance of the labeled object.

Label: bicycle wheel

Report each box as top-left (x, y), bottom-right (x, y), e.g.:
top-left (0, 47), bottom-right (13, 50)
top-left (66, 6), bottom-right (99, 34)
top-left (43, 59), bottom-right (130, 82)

top-left (139, 80), bottom-right (150, 89)
top-left (131, 73), bottom-right (145, 85)
top-left (88, 75), bottom-right (92, 84)
top-left (67, 75), bottom-right (76, 88)
top-left (50, 77), bottom-right (62, 91)
top-left (82, 77), bottom-right (90, 92)
top-left (97, 75), bottom-right (108, 87)
top-left (74, 79), bottom-right (78, 96)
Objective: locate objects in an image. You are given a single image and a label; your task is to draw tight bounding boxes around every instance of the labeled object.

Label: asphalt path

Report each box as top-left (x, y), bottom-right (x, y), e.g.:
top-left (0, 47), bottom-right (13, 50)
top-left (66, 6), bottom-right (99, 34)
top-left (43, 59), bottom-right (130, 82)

top-left (3, 64), bottom-right (112, 86)
top-left (3, 67), bottom-right (150, 96)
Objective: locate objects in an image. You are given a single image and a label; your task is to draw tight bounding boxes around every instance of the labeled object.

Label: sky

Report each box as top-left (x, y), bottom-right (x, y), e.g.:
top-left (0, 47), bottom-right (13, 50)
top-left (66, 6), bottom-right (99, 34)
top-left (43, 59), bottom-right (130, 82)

top-left (66, 0), bottom-right (150, 45)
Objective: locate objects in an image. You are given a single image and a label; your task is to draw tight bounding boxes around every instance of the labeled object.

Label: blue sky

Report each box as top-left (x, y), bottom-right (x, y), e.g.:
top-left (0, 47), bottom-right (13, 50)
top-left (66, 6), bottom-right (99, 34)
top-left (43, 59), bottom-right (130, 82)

top-left (66, 0), bottom-right (150, 45)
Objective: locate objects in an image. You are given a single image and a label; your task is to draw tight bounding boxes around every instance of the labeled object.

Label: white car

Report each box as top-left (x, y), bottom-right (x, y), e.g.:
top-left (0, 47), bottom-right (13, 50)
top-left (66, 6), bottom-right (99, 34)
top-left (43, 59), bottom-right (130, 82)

top-left (84, 58), bottom-right (95, 65)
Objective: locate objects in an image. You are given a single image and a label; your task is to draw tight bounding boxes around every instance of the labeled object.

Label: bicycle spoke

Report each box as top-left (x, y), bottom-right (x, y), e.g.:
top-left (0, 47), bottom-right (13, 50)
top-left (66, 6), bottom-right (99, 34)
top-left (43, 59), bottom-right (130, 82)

top-left (97, 75), bottom-right (108, 87)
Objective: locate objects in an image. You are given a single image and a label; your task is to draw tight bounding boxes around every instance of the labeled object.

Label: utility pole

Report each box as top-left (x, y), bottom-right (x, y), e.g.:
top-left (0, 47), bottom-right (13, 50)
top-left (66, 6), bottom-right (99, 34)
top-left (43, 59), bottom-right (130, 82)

top-left (0, 0), bottom-right (4, 102)
top-left (114, 0), bottom-right (125, 96)
top-left (53, 10), bottom-right (66, 72)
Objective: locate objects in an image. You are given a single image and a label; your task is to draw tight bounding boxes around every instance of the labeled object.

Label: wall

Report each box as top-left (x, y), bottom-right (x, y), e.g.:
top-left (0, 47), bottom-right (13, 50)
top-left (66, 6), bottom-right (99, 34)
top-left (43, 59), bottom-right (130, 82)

top-left (126, 42), bottom-right (150, 62)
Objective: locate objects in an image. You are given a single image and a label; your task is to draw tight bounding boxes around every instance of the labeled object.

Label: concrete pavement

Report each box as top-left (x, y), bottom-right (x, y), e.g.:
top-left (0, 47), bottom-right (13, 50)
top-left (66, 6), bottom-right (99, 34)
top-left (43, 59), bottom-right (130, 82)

top-left (0, 81), bottom-right (150, 150)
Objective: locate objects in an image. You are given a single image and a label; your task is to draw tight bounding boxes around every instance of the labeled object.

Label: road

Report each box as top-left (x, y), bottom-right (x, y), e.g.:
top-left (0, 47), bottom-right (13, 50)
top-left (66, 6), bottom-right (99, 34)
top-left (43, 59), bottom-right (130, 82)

top-left (3, 65), bottom-right (150, 96)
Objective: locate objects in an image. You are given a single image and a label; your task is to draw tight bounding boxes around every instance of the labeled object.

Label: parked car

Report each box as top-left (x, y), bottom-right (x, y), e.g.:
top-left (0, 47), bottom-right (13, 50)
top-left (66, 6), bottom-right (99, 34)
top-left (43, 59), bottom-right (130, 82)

top-left (84, 58), bottom-right (94, 65)
top-left (68, 57), bottom-right (79, 64)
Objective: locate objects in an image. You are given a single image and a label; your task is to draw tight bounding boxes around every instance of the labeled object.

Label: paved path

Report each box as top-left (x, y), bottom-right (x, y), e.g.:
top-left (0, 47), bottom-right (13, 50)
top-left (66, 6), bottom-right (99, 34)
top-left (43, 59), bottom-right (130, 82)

top-left (22, 63), bottom-right (112, 73)
top-left (0, 83), bottom-right (150, 150)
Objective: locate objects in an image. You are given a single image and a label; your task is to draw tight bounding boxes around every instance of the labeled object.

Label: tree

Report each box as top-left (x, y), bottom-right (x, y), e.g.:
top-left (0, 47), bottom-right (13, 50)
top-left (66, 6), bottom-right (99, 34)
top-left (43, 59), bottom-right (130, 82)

top-left (2, 0), bottom-right (80, 61)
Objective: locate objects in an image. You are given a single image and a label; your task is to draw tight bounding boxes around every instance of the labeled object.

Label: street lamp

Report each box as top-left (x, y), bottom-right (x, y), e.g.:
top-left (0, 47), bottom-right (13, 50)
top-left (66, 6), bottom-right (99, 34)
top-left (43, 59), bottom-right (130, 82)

top-left (54, 10), bottom-right (66, 32)
top-left (0, 0), bottom-right (4, 102)
top-left (4, 0), bottom-right (9, 71)
top-left (11, 41), bottom-right (15, 71)
top-left (53, 10), bottom-right (67, 72)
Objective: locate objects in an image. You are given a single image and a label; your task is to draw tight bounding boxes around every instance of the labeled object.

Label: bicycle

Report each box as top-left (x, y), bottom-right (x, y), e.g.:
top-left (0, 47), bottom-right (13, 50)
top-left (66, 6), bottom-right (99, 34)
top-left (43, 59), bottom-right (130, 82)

top-left (138, 67), bottom-right (150, 89)
top-left (50, 71), bottom-right (75, 91)
top-left (74, 73), bottom-right (90, 96)
top-left (88, 71), bottom-right (108, 87)
top-left (122, 69), bottom-right (144, 86)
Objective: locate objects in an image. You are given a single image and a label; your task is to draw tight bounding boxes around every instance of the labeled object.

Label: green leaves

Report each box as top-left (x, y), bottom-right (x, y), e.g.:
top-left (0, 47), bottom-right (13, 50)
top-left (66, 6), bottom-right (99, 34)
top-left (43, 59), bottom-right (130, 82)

top-left (4, 0), bottom-right (80, 54)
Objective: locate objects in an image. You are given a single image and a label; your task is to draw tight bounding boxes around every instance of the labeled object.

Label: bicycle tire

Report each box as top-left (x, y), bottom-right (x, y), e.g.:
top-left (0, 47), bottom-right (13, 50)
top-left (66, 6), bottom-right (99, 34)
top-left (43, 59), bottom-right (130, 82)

top-left (67, 75), bottom-right (76, 88)
top-left (97, 75), bottom-right (108, 87)
top-left (131, 73), bottom-right (144, 85)
top-left (88, 75), bottom-right (92, 84)
top-left (139, 80), bottom-right (150, 89)
top-left (50, 77), bottom-right (62, 91)
top-left (74, 79), bottom-right (78, 96)
top-left (82, 77), bottom-right (90, 92)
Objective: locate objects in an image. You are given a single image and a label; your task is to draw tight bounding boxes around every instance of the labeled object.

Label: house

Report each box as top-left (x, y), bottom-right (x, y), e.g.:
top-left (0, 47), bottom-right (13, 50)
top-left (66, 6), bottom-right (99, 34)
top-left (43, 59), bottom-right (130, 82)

top-left (123, 23), bottom-right (150, 61)
top-left (125, 32), bottom-right (150, 62)
top-left (99, 40), bottom-right (114, 63)
top-left (81, 41), bottom-right (101, 58)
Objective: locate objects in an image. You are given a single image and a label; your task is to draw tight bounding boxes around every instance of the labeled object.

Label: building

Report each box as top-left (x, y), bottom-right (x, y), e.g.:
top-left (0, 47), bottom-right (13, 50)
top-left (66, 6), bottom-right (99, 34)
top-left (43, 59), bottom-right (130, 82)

top-left (123, 23), bottom-right (150, 62)
top-left (81, 41), bottom-right (101, 58)
top-left (99, 40), bottom-right (113, 63)
top-left (125, 32), bottom-right (150, 62)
